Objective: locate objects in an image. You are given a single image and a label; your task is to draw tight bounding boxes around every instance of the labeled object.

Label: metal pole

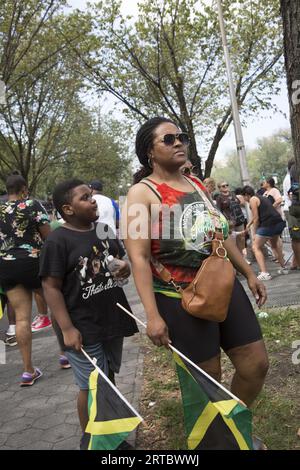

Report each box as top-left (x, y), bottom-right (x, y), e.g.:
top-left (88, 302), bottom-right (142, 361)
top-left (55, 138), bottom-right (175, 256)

top-left (216, 0), bottom-right (251, 186)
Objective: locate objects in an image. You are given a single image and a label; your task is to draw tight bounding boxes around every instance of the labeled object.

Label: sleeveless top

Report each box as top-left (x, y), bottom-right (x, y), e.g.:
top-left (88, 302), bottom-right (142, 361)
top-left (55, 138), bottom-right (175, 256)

top-left (141, 176), bottom-right (229, 297)
top-left (256, 195), bottom-right (283, 227)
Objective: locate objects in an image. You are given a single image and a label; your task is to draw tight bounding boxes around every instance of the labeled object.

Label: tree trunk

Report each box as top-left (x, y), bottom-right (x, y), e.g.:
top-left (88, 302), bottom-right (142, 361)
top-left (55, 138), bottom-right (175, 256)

top-left (187, 127), bottom-right (203, 179)
top-left (280, 0), bottom-right (300, 182)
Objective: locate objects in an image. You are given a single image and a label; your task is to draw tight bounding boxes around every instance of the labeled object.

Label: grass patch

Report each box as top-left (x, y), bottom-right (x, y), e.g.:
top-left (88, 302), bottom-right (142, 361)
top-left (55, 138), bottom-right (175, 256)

top-left (253, 389), bottom-right (299, 450)
top-left (136, 307), bottom-right (300, 450)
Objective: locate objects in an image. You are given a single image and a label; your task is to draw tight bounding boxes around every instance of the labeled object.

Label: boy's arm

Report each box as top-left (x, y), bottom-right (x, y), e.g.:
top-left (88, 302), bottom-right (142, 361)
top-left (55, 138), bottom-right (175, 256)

top-left (42, 276), bottom-right (82, 351)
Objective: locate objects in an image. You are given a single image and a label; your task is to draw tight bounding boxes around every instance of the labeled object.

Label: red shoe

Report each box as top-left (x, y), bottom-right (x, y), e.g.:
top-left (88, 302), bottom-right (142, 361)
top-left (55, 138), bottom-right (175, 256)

top-left (31, 315), bottom-right (52, 332)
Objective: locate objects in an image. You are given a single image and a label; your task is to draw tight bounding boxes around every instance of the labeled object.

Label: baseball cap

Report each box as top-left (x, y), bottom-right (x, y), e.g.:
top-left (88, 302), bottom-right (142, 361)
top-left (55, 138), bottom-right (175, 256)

top-left (89, 180), bottom-right (103, 191)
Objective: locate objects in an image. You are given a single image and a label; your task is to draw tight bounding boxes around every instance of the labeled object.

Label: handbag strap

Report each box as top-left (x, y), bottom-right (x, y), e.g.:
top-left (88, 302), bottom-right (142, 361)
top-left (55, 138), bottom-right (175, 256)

top-left (140, 179), bottom-right (162, 202)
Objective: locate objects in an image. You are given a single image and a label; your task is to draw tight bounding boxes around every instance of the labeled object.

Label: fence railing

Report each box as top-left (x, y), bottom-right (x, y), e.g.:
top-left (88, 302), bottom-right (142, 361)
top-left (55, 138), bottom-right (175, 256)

top-left (282, 226), bottom-right (291, 244)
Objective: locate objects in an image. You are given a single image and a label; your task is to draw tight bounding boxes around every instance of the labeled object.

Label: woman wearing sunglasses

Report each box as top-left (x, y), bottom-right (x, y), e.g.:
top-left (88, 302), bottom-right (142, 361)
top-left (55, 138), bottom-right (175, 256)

top-left (124, 117), bottom-right (268, 420)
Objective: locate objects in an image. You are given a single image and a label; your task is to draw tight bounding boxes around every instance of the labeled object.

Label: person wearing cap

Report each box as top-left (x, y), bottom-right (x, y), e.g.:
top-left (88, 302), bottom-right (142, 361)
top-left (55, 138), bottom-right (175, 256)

top-left (89, 180), bottom-right (119, 236)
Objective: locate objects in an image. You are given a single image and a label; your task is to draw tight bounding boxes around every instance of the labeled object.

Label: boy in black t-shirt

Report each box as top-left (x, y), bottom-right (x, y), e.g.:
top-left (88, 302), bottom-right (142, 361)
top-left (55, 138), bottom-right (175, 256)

top-left (39, 179), bottom-right (138, 435)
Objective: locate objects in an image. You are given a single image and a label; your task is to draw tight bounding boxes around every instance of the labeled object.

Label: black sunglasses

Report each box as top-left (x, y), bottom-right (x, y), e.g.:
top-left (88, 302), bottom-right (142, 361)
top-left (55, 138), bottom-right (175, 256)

top-left (181, 166), bottom-right (199, 176)
top-left (159, 132), bottom-right (190, 146)
top-left (221, 184), bottom-right (229, 188)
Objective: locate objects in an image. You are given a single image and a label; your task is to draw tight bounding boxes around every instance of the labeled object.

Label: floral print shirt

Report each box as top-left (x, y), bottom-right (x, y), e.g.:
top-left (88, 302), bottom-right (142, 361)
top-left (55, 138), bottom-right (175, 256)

top-left (0, 199), bottom-right (49, 261)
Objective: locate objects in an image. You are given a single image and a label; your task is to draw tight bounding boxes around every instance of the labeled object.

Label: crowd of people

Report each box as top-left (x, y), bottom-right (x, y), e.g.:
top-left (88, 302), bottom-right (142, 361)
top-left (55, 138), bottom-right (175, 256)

top-left (0, 116), bottom-right (299, 450)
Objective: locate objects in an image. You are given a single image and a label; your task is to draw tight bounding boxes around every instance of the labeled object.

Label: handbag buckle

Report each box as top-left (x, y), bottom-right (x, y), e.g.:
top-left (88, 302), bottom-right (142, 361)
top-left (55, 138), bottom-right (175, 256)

top-left (216, 241), bottom-right (227, 259)
top-left (169, 278), bottom-right (182, 293)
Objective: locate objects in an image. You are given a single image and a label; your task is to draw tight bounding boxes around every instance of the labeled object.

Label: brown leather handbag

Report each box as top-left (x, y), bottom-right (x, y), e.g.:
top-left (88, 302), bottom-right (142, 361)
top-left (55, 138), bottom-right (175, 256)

top-left (150, 176), bottom-right (235, 322)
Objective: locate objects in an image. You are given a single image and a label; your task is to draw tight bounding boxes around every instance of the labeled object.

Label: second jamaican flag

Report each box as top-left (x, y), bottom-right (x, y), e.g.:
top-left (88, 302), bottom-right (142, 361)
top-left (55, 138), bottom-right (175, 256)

top-left (174, 352), bottom-right (253, 450)
top-left (82, 368), bottom-right (142, 450)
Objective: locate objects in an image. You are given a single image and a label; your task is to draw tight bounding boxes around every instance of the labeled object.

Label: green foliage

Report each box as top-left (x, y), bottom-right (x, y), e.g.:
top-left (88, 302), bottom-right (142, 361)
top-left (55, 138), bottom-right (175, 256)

top-left (212, 151), bottom-right (243, 189)
top-left (83, 0), bottom-right (284, 175)
top-left (0, 0), bottom-right (94, 192)
top-left (35, 108), bottom-right (132, 199)
top-left (0, 0), bottom-right (286, 192)
top-left (212, 128), bottom-right (292, 190)
top-left (247, 129), bottom-right (293, 189)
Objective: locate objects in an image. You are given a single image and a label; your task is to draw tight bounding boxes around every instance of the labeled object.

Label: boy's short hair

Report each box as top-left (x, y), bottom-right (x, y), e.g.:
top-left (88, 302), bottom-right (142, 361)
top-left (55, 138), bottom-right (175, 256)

top-left (53, 179), bottom-right (85, 215)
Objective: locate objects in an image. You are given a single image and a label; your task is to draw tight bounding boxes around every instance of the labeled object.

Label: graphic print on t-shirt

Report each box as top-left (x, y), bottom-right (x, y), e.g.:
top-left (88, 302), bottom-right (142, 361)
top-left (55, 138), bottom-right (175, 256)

top-left (180, 201), bottom-right (216, 253)
top-left (75, 240), bottom-right (118, 299)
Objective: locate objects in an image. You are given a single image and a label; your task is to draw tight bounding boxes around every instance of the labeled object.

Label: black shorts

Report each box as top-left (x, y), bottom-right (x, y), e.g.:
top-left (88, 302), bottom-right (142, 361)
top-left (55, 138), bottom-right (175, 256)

top-left (0, 257), bottom-right (41, 292)
top-left (155, 278), bottom-right (262, 364)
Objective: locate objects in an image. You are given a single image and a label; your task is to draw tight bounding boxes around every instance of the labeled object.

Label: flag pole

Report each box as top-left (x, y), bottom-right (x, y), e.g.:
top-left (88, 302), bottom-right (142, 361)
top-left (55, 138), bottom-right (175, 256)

top-left (81, 347), bottom-right (143, 421)
top-left (117, 302), bottom-right (245, 404)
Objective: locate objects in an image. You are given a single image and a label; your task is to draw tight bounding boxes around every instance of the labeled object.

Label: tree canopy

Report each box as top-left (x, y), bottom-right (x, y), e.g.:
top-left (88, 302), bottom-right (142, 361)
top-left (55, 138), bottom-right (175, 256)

top-left (212, 129), bottom-right (292, 190)
top-left (0, 0), bottom-right (288, 193)
top-left (80, 0), bottom-right (284, 178)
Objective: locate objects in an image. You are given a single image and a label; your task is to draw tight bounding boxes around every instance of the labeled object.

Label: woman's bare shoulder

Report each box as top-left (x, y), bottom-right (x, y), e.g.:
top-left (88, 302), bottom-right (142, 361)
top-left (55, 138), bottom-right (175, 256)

top-left (127, 182), bottom-right (159, 204)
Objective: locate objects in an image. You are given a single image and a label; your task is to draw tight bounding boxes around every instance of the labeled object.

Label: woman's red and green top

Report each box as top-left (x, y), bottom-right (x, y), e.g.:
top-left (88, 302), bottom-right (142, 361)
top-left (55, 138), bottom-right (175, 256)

top-left (143, 176), bottom-right (229, 297)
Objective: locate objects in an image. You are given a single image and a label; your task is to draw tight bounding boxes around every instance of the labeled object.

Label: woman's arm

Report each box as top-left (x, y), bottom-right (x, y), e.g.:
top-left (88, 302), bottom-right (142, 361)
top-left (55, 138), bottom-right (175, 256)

top-left (42, 276), bottom-right (82, 350)
top-left (223, 237), bottom-right (267, 307)
top-left (249, 196), bottom-right (260, 233)
top-left (271, 189), bottom-right (283, 209)
top-left (122, 185), bottom-right (170, 348)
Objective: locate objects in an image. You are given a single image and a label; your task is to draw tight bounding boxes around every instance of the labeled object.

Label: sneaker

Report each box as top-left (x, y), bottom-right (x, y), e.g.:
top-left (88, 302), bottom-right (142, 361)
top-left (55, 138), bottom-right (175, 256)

top-left (257, 272), bottom-right (272, 281)
top-left (4, 334), bottom-right (17, 347)
top-left (31, 315), bottom-right (40, 327)
top-left (277, 268), bottom-right (289, 275)
top-left (59, 355), bottom-right (71, 369)
top-left (20, 368), bottom-right (43, 387)
top-left (31, 315), bottom-right (52, 332)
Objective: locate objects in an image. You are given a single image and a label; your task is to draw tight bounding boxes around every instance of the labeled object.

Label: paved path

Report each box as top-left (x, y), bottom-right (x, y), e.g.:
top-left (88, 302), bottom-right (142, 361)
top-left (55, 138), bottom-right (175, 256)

top-left (240, 243), bottom-right (300, 308)
top-left (0, 250), bottom-right (299, 450)
top-left (0, 282), bottom-right (145, 450)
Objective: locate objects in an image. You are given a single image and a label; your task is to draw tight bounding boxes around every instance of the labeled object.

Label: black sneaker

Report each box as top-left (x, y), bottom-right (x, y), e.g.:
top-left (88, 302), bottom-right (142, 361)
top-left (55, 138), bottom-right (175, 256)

top-left (4, 334), bottom-right (17, 347)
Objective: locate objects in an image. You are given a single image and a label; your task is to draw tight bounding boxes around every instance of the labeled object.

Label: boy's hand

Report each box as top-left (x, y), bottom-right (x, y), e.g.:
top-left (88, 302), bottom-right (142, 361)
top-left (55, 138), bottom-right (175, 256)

top-left (114, 260), bottom-right (131, 279)
top-left (63, 326), bottom-right (82, 351)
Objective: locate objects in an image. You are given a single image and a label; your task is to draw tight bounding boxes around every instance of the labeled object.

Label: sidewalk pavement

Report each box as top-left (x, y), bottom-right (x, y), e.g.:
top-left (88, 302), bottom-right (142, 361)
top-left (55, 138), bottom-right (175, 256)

top-left (240, 243), bottom-right (300, 308)
top-left (0, 254), bottom-right (299, 450)
top-left (0, 282), bottom-right (145, 450)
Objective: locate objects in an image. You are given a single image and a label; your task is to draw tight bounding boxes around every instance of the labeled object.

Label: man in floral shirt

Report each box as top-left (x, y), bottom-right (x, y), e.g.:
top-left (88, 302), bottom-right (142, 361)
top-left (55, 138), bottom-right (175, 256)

top-left (0, 173), bottom-right (50, 386)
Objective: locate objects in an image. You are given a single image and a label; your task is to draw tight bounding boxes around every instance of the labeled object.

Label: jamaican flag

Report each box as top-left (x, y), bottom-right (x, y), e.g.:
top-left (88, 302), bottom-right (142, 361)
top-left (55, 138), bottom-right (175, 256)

top-left (82, 368), bottom-right (142, 450)
top-left (174, 352), bottom-right (253, 450)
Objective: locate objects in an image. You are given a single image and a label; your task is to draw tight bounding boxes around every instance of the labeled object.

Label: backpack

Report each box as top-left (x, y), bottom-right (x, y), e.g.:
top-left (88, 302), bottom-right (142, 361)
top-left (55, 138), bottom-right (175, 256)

top-left (229, 194), bottom-right (245, 226)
